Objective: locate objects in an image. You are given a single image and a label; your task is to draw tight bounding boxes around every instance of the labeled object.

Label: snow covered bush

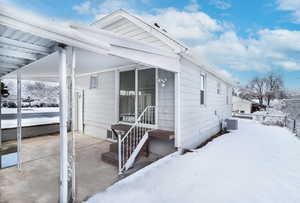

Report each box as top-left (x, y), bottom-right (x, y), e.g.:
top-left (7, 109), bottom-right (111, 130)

top-left (252, 108), bottom-right (286, 127)
top-left (262, 116), bottom-right (286, 127)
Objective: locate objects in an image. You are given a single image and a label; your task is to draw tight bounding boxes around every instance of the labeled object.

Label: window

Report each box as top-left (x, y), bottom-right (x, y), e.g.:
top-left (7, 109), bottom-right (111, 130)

top-left (90, 75), bottom-right (99, 89)
top-left (217, 82), bottom-right (221, 94)
top-left (200, 74), bottom-right (205, 105)
top-left (226, 86), bottom-right (231, 105)
top-left (226, 86), bottom-right (229, 104)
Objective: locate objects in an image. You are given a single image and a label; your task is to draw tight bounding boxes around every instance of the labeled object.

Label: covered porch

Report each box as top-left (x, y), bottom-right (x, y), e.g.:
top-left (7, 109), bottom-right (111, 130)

top-left (0, 5), bottom-right (181, 203)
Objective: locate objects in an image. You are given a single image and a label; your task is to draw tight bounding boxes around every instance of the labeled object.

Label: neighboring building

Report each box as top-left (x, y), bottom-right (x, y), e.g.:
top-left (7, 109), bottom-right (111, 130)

top-left (232, 96), bottom-right (252, 114)
top-left (1, 8), bottom-right (234, 176)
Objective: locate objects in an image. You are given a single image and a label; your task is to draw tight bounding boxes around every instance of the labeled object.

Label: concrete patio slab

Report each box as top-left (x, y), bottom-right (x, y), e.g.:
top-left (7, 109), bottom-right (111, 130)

top-left (0, 134), bottom-right (119, 203)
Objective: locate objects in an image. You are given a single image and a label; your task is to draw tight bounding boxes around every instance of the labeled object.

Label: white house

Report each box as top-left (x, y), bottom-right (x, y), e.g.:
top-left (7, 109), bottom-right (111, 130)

top-left (0, 6), bottom-right (234, 202)
top-left (232, 96), bottom-right (252, 114)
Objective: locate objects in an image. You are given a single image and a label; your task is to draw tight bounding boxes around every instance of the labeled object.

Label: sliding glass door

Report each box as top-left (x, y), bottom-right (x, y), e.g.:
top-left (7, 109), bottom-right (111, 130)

top-left (119, 68), bottom-right (156, 123)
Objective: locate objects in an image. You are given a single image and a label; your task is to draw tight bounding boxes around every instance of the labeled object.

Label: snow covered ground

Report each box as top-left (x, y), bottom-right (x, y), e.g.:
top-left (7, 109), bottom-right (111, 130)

top-left (87, 119), bottom-right (300, 203)
top-left (2, 117), bottom-right (59, 128)
top-left (2, 107), bottom-right (59, 114)
top-left (1, 107), bottom-right (59, 128)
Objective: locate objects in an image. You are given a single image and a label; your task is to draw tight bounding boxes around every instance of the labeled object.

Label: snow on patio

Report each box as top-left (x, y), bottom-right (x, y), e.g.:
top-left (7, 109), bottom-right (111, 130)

top-left (86, 119), bottom-right (300, 203)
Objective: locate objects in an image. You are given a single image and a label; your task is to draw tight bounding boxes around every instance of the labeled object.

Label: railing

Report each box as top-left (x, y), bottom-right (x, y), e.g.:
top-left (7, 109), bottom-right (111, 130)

top-left (118, 106), bottom-right (156, 174)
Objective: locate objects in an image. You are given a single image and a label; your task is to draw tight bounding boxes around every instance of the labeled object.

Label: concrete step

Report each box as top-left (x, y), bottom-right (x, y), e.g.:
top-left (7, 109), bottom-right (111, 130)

top-left (101, 152), bottom-right (118, 166)
top-left (148, 130), bottom-right (175, 140)
top-left (109, 143), bottom-right (118, 153)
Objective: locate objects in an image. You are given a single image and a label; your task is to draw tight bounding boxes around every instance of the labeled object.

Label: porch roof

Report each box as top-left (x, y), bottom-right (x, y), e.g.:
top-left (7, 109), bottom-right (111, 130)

top-left (0, 4), bottom-right (180, 81)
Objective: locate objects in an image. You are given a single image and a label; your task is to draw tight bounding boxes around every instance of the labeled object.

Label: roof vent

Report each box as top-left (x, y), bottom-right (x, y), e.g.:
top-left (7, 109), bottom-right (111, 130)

top-left (154, 22), bottom-right (160, 28)
top-left (154, 22), bottom-right (168, 33)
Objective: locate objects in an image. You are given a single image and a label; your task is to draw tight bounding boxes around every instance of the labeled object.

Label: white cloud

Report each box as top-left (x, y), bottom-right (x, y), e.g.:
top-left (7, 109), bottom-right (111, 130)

top-left (73, 0), bottom-right (130, 16)
top-left (277, 0), bottom-right (300, 23)
top-left (73, 1), bottom-right (95, 15)
top-left (257, 29), bottom-right (300, 51)
top-left (97, 0), bottom-right (130, 14)
top-left (210, 0), bottom-right (231, 10)
top-left (194, 29), bottom-right (300, 72)
top-left (141, 8), bottom-right (223, 42)
top-left (275, 61), bottom-right (300, 71)
top-left (184, 0), bottom-right (201, 12)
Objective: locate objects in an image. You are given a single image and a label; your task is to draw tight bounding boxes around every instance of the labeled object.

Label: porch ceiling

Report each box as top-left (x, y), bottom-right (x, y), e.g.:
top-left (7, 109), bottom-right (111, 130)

top-left (3, 48), bottom-right (134, 82)
top-left (0, 25), bottom-right (57, 77)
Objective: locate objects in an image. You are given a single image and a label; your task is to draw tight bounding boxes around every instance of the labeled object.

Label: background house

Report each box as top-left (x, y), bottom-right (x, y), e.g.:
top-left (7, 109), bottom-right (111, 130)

top-left (232, 96), bottom-right (252, 114)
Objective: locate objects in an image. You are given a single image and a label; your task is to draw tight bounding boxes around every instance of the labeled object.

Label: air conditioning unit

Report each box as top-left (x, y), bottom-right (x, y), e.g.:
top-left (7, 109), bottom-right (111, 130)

top-left (225, 118), bottom-right (238, 130)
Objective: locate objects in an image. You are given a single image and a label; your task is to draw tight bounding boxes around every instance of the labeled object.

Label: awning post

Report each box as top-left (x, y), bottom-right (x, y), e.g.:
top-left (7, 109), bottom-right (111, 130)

top-left (0, 79), bottom-right (2, 148)
top-left (175, 72), bottom-right (182, 152)
top-left (71, 47), bottom-right (77, 202)
top-left (59, 47), bottom-right (68, 203)
top-left (17, 70), bottom-right (22, 170)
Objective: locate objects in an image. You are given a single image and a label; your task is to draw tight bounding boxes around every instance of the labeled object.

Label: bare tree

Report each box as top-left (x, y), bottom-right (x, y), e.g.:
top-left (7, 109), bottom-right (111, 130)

top-left (25, 81), bottom-right (59, 103)
top-left (0, 82), bottom-right (9, 97)
top-left (264, 73), bottom-right (284, 106)
top-left (248, 77), bottom-right (266, 105)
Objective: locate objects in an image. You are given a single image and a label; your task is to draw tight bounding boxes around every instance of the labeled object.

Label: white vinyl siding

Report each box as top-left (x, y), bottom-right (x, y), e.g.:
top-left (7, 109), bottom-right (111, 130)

top-left (97, 18), bottom-right (172, 51)
top-left (157, 69), bottom-right (175, 131)
top-left (76, 71), bottom-right (116, 139)
top-left (180, 58), bottom-right (232, 149)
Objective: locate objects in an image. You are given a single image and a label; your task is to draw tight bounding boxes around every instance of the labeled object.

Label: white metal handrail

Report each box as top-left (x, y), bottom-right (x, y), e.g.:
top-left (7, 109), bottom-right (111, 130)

top-left (118, 106), bottom-right (156, 174)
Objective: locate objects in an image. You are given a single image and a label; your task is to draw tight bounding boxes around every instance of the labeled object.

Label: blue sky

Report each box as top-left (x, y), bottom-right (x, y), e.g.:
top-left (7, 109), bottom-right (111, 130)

top-left (4, 0), bottom-right (300, 89)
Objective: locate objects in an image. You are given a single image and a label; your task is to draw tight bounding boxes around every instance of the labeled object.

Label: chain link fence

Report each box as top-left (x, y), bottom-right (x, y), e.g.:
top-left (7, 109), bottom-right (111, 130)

top-left (234, 113), bottom-right (300, 137)
top-left (252, 115), bottom-right (300, 137)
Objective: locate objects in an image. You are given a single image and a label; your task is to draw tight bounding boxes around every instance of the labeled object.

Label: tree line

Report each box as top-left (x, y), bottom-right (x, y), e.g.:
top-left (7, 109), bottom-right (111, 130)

top-left (236, 73), bottom-right (286, 106)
